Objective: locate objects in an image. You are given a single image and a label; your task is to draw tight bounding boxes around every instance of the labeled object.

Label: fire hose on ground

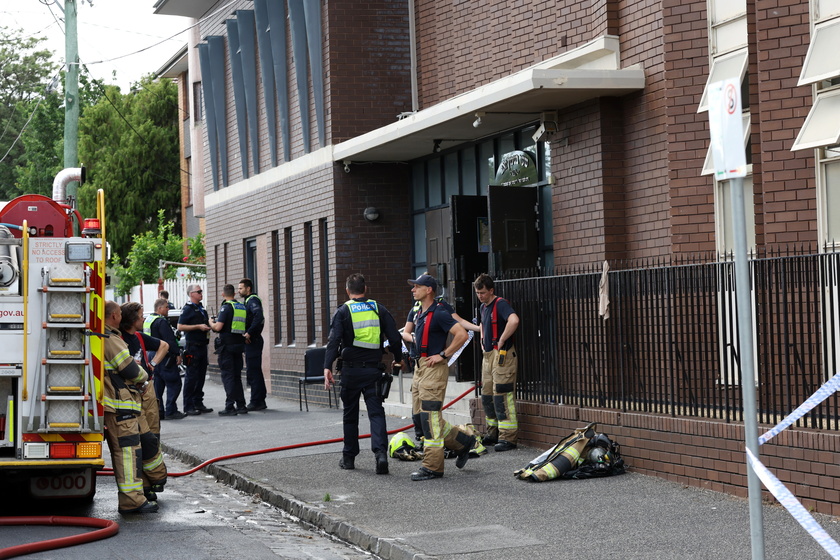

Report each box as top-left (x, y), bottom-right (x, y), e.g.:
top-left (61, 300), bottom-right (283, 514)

top-left (0, 384), bottom-right (477, 559)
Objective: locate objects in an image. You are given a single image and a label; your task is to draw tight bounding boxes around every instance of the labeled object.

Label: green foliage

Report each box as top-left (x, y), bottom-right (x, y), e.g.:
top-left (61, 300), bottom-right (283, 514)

top-left (110, 210), bottom-right (185, 296)
top-left (0, 26), bottom-right (58, 199)
top-left (77, 75), bottom-right (181, 259)
top-left (186, 232), bottom-right (206, 264)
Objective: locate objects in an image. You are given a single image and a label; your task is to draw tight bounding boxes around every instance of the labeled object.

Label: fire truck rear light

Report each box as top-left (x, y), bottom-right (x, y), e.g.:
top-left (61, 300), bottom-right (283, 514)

top-left (50, 442), bottom-right (76, 458)
top-left (76, 442), bottom-right (101, 459)
top-left (24, 443), bottom-right (49, 459)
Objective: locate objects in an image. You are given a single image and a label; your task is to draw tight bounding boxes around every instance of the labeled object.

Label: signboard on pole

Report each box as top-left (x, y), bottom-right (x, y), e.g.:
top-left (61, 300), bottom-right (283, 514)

top-left (708, 78), bottom-right (747, 180)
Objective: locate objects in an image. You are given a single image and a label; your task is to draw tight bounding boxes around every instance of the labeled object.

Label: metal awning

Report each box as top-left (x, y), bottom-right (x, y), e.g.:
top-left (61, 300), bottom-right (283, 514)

top-left (334, 35), bottom-right (645, 163)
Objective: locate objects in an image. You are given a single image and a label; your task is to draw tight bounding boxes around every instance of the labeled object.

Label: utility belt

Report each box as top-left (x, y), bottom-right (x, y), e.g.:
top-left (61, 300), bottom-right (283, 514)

top-left (342, 361), bottom-right (384, 370)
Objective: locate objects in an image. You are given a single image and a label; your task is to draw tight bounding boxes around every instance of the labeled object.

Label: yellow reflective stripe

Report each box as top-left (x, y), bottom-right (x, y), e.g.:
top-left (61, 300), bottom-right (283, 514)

top-left (565, 448), bottom-right (581, 463)
top-left (486, 418), bottom-right (499, 427)
top-left (113, 347), bottom-right (131, 365)
top-left (541, 463), bottom-right (560, 479)
top-left (103, 396), bottom-right (141, 412)
top-left (119, 447), bottom-right (142, 492)
top-left (143, 452), bottom-right (164, 471)
top-left (423, 439), bottom-right (444, 448)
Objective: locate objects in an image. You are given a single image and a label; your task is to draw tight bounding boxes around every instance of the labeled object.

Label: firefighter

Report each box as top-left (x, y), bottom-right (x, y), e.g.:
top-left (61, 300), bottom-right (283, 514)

top-left (474, 273), bottom-right (520, 451)
top-left (238, 278), bottom-right (268, 411)
top-left (209, 284), bottom-right (248, 415)
top-left (103, 301), bottom-right (166, 514)
top-left (403, 272), bottom-right (478, 448)
top-left (323, 273), bottom-right (403, 474)
top-left (402, 274), bottom-right (475, 481)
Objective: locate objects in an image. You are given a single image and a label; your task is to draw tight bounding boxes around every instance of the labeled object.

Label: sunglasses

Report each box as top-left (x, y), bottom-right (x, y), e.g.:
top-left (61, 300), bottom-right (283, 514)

top-left (191, 290), bottom-right (203, 294)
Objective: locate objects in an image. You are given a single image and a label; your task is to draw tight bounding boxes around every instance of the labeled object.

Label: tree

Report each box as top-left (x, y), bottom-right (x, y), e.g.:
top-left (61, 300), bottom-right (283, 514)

top-left (76, 75), bottom-right (181, 260)
top-left (14, 73), bottom-right (105, 198)
top-left (0, 26), bottom-right (58, 199)
top-left (111, 210), bottom-right (186, 296)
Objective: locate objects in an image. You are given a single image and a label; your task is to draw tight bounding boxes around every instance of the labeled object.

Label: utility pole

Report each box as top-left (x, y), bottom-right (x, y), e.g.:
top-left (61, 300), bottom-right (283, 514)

top-left (63, 0), bottom-right (80, 202)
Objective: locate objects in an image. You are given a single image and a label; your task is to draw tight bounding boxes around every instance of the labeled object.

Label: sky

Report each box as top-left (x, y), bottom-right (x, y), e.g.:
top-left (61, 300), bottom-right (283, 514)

top-left (3, 0), bottom-right (192, 92)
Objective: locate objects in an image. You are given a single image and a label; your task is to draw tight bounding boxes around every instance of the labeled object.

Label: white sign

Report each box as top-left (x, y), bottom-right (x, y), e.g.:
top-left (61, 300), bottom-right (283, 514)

top-left (707, 78), bottom-right (747, 180)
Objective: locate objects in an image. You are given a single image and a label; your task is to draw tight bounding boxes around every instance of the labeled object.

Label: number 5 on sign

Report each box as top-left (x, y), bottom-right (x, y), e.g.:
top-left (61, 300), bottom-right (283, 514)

top-left (708, 78), bottom-right (747, 180)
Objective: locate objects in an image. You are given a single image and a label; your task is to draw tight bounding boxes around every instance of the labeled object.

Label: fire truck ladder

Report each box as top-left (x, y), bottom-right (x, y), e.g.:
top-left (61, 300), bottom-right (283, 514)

top-left (26, 265), bottom-right (100, 433)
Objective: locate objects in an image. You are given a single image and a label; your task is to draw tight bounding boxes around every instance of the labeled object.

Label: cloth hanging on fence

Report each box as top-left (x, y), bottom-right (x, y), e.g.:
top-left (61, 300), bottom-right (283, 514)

top-left (598, 260), bottom-right (610, 320)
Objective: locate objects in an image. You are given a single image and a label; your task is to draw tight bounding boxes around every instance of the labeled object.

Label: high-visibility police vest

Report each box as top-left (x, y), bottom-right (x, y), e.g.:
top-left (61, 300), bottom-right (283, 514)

top-left (344, 299), bottom-right (381, 349)
top-left (143, 313), bottom-right (162, 336)
top-left (223, 300), bottom-right (247, 334)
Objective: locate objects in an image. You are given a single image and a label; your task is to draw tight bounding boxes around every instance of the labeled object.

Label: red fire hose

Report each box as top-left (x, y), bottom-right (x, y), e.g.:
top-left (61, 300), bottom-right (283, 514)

top-left (0, 384), bottom-right (476, 559)
top-left (0, 516), bottom-right (118, 559)
top-left (99, 384), bottom-right (477, 477)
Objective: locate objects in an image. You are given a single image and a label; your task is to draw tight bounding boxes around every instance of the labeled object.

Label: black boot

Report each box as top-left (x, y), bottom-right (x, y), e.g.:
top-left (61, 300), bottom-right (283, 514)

top-left (375, 453), bottom-right (388, 474)
top-left (339, 455), bottom-right (355, 470)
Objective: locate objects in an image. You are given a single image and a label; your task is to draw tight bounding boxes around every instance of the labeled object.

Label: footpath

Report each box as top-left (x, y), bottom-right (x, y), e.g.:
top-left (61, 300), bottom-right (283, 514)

top-left (158, 378), bottom-right (840, 560)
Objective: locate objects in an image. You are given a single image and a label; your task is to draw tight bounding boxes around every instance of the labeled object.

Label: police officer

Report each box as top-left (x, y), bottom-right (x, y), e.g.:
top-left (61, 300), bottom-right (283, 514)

top-left (474, 273), bottom-right (521, 451)
top-left (145, 298), bottom-right (185, 420)
top-left (323, 273), bottom-right (403, 474)
top-left (210, 284), bottom-right (248, 416)
top-left (103, 301), bottom-right (165, 514)
top-left (402, 274), bottom-right (476, 481)
top-left (177, 284), bottom-right (214, 416)
top-left (238, 278), bottom-right (268, 411)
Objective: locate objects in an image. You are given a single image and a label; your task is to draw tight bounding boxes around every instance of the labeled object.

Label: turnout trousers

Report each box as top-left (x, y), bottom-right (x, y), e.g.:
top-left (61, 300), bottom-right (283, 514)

top-left (104, 411), bottom-right (145, 511)
top-left (340, 366), bottom-right (387, 457)
top-left (480, 345), bottom-right (519, 444)
top-left (135, 390), bottom-right (168, 493)
top-left (412, 358), bottom-right (472, 474)
top-left (244, 335), bottom-right (267, 406)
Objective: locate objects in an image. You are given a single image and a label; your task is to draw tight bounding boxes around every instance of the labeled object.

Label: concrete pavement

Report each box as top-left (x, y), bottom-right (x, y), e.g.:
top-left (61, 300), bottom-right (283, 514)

top-left (157, 377), bottom-right (840, 560)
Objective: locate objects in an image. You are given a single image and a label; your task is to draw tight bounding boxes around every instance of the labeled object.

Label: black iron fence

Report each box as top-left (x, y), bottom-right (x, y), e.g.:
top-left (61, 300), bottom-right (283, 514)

top-left (495, 250), bottom-right (840, 430)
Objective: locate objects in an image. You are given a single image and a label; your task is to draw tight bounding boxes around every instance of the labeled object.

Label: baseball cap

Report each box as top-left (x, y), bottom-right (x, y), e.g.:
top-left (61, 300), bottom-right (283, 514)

top-left (407, 274), bottom-right (438, 291)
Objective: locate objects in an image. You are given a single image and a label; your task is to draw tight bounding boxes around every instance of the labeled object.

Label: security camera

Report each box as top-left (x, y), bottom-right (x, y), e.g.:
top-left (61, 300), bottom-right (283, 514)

top-left (532, 123), bottom-right (547, 143)
top-left (343, 160), bottom-right (351, 173)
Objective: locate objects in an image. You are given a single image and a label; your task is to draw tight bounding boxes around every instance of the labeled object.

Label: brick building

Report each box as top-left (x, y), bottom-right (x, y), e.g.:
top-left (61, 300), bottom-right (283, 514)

top-left (153, 0), bottom-right (840, 513)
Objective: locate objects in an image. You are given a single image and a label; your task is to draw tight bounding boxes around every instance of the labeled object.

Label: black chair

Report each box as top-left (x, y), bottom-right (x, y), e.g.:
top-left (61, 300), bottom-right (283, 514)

top-left (299, 347), bottom-right (338, 411)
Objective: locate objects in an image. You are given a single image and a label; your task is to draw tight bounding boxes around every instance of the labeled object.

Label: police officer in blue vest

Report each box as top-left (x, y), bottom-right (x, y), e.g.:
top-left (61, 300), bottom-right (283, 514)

top-left (238, 278), bottom-right (268, 411)
top-left (323, 273), bottom-right (403, 474)
top-left (210, 284), bottom-right (248, 416)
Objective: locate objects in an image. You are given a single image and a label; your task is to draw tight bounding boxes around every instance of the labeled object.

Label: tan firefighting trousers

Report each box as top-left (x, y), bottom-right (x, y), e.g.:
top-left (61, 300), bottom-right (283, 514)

top-left (136, 385), bottom-right (167, 492)
top-left (412, 358), bottom-right (471, 474)
top-left (481, 345), bottom-right (519, 444)
top-left (104, 411), bottom-right (146, 511)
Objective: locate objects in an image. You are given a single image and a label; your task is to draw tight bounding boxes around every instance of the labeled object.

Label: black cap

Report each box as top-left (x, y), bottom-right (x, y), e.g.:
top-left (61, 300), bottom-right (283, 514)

top-left (407, 274), bottom-right (438, 292)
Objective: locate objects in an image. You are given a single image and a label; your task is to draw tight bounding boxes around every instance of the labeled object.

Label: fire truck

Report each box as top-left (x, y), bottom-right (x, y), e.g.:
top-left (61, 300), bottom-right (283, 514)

top-left (0, 168), bottom-right (107, 500)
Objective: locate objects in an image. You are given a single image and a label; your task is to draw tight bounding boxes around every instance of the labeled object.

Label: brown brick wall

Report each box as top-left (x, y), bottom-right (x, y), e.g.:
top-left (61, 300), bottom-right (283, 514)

top-left (326, 1), bottom-right (412, 143)
top-left (472, 401), bottom-right (840, 517)
top-left (755, 0), bottom-right (816, 246)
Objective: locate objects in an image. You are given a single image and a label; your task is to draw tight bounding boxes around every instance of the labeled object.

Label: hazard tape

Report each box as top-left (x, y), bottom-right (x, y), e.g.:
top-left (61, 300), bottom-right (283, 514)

top-left (748, 373), bottom-right (840, 558)
top-left (746, 448), bottom-right (840, 558)
top-left (758, 373), bottom-right (840, 445)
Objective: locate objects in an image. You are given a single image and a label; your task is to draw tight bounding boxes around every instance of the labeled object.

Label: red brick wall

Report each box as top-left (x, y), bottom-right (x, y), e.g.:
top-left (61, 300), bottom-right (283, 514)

top-left (471, 400), bottom-right (840, 516)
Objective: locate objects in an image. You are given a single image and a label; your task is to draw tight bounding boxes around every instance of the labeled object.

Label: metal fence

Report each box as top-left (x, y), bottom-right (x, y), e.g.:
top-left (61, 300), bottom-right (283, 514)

top-left (496, 250), bottom-right (840, 430)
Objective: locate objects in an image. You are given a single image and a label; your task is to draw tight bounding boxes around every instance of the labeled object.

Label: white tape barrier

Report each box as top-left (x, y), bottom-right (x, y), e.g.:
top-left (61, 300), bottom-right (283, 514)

top-left (748, 373), bottom-right (840, 558)
top-left (758, 373), bottom-right (840, 445)
top-left (746, 448), bottom-right (840, 558)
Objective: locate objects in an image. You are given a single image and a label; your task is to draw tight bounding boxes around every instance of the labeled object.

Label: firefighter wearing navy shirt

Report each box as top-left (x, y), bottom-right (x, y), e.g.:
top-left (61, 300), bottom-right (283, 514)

top-left (324, 273), bottom-right (403, 474)
top-left (401, 274), bottom-right (476, 481)
top-left (238, 278), bottom-right (268, 411)
top-left (474, 273), bottom-right (521, 451)
top-left (177, 284), bottom-right (214, 416)
top-left (210, 284), bottom-right (248, 416)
